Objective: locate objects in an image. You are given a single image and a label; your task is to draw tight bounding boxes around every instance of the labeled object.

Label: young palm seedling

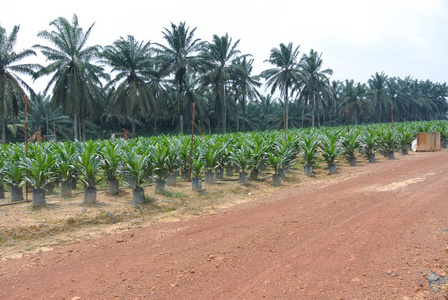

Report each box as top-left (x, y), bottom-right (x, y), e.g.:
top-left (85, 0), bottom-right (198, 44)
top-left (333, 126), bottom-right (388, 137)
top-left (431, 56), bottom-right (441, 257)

top-left (165, 139), bottom-right (181, 186)
top-left (341, 129), bottom-right (361, 166)
top-left (0, 150), bottom-right (7, 198)
top-left (54, 142), bottom-right (78, 197)
top-left (121, 146), bottom-right (151, 204)
top-left (75, 140), bottom-right (103, 204)
top-left (23, 145), bottom-right (57, 206)
top-left (396, 125), bottom-right (415, 155)
top-left (100, 140), bottom-right (123, 195)
top-left (320, 132), bottom-right (341, 175)
top-left (299, 133), bottom-right (320, 176)
top-left (151, 142), bottom-right (170, 194)
top-left (248, 138), bottom-right (269, 180)
top-left (190, 156), bottom-right (206, 191)
top-left (230, 144), bottom-right (253, 185)
top-left (267, 142), bottom-right (295, 186)
top-left (201, 139), bottom-right (221, 184)
top-left (378, 129), bottom-right (397, 159)
top-left (360, 128), bottom-right (378, 163)
top-left (3, 146), bottom-right (25, 201)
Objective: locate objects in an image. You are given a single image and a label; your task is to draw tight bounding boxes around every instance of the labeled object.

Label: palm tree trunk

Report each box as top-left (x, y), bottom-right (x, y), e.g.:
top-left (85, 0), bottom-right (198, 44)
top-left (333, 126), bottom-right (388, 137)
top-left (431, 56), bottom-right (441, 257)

top-left (242, 94), bottom-right (246, 132)
top-left (153, 115), bottom-right (157, 135)
top-left (73, 111), bottom-right (78, 141)
top-left (131, 116), bottom-right (136, 137)
top-left (1, 105), bottom-right (5, 143)
top-left (236, 113), bottom-right (239, 132)
top-left (311, 93), bottom-right (315, 128)
top-left (334, 98), bottom-right (338, 126)
top-left (0, 99), bottom-right (6, 144)
top-left (81, 118), bottom-right (86, 141)
top-left (46, 112), bottom-right (49, 140)
top-left (301, 103), bottom-right (305, 127)
top-left (221, 83), bottom-right (226, 134)
top-left (332, 81), bottom-right (338, 126)
top-left (323, 108), bottom-right (326, 127)
top-left (179, 115), bottom-right (184, 134)
top-left (284, 86), bottom-right (289, 130)
top-left (78, 116), bottom-right (82, 141)
top-left (177, 82), bottom-right (183, 135)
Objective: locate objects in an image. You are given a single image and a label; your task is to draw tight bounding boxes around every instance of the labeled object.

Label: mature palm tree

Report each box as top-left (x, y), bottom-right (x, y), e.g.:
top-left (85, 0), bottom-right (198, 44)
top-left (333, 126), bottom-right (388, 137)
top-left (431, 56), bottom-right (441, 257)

top-left (0, 24), bottom-right (36, 143)
top-left (33, 14), bottom-right (109, 141)
top-left (155, 22), bottom-right (204, 134)
top-left (156, 70), bottom-right (207, 132)
top-left (101, 35), bottom-right (157, 136)
top-left (261, 42), bottom-right (303, 130)
top-left (339, 80), bottom-right (373, 125)
top-left (199, 33), bottom-right (242, 133)
top-left (299, 49), bottom-right (333, 127)
top-left (329, 80), bottom-right (343, 125)
top-left (231, 56), bottom-right (261, 132)
top-left (387, 77), bottom-right (412, 122)
top-left (368, 72), bottom-right (391, 123)
top-left (179, 70), bottom-right (208, 127)
top-left (418, 80), bottom-right (448, 120)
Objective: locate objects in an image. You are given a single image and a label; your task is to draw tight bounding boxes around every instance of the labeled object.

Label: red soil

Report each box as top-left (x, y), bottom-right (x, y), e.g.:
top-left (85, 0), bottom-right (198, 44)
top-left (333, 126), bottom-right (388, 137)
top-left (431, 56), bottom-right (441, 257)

top-left (1, 150), bottom-right (448, 299)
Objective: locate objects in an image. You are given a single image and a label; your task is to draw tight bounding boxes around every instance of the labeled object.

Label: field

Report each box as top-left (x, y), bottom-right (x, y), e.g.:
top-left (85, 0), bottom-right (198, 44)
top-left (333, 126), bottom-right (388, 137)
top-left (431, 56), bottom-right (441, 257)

top-left (0, 166), bottom-right (303, 261)
top-left (1, 148), bottom-right (448, 298)
top-left (1, 121), bottom-right (448, 298)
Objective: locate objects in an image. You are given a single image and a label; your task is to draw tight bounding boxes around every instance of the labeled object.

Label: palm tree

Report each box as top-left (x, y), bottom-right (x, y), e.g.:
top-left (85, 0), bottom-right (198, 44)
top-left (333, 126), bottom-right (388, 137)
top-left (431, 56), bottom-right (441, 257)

top-left (368, 72), bottom-right (392, 123)
top-left (155, 22), bottom-right (204, 134)
top-left (33, 14), bottom-right (109, 141)
top-left (339, 80), bottom-right (373, 125)
top-left (329, 80), bottom-right (343, 126)
top-left (261, 42), bottom-right (303, 130)
top-left (387, 77), bottom-right (412, 122)
top-left (0, 24), bottom-right (36, 143)
top-left (101, 35), bottom-right (157, 136)
top-left (199, 33), bottom-right (242, 133)
top-left (13, 93), bottom-right (72, 139)
top-left (299, 49), bottom-right (333, 127)
top-left (231, 56), bottom-right (261, 132)
top-left (246, 94), bottom-right (281, 130)
top-left (417, 79), bottom-right (448, 120)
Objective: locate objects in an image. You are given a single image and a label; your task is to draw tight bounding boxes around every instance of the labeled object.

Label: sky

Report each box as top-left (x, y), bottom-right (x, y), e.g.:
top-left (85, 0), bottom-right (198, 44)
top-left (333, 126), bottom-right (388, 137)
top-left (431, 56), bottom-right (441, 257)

top-left (2, 0), bottom-right (448, 94)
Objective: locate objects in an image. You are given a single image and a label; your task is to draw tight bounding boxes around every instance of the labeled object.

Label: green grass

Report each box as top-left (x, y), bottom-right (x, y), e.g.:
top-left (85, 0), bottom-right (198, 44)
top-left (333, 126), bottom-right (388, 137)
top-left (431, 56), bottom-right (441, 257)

top-left (161, 190), bottom-right (185, 198)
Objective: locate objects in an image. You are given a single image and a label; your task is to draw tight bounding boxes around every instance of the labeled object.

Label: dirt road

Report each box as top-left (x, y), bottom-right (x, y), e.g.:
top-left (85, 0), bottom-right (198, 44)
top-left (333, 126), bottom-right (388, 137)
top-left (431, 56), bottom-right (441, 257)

top-left (1, 151), bottom-right (448, 299)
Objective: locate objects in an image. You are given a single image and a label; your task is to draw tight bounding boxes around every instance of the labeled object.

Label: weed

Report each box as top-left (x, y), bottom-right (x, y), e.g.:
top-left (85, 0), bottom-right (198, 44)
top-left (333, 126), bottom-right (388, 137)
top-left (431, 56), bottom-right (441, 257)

top-left (230, 187), bottom-right (243, 194)
top-left (215, 191), bottom-right (225, 199)
top-left (162, 190), bottom-right (185, 198)
top-left (144, 195), bottom-right (156, 203)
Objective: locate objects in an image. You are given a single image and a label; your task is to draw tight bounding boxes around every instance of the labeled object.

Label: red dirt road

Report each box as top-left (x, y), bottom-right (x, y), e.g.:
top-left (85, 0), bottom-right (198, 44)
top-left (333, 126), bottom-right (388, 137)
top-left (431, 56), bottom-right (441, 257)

top-left (1, 151), bottom-right (448, 299)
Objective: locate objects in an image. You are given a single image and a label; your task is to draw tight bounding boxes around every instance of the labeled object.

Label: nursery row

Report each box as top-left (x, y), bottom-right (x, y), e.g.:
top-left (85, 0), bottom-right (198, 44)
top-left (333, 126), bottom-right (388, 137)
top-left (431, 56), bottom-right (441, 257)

top-left (0, 120), bottom-right (447, 206)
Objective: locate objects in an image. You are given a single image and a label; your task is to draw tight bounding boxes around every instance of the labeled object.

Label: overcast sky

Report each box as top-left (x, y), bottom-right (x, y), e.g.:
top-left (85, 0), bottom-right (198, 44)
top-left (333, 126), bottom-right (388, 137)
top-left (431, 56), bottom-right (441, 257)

top-left (2, 0), bottom-right (448, 94)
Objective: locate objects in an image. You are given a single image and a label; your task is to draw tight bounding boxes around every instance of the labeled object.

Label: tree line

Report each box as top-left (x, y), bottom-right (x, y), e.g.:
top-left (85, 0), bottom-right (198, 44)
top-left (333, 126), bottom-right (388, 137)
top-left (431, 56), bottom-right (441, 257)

top-left (1, 14), bottom-right (447, 142)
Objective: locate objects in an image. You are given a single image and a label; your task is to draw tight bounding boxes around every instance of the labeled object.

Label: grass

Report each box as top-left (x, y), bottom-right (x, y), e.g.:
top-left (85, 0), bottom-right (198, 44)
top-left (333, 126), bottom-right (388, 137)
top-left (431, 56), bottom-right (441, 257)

top-left (161, 190), bottom-right (185, 198)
